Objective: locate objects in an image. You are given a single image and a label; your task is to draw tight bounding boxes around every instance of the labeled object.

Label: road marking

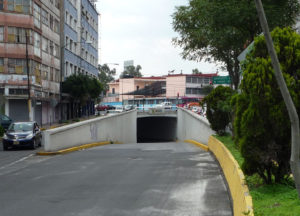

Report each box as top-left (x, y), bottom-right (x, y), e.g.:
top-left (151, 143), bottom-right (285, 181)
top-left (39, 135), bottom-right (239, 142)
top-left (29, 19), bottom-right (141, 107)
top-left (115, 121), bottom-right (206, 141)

top-left (0, 154), bottom-right (34, 170)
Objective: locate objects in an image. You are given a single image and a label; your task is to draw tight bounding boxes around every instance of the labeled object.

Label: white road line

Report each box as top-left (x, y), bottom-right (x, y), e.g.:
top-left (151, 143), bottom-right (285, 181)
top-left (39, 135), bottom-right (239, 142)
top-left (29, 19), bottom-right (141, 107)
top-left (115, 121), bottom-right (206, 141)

top-left (0, 154), bottom-right (34, 170)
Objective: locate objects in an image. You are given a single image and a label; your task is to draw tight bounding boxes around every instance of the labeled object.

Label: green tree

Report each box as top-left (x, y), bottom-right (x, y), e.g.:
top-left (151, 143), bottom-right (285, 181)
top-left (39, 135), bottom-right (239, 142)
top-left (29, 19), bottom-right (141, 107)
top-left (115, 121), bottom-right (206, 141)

top-left (120, 65), bottom-right (142, 78)
top-left (98, 64), bottom-right (116, 93)
top-left (62, 74), bottom-right (103, 104)
top-left (202, 85), bottom-right (234, 135)
top-left (172, 0), bottom-right (299, 90)
top-left (234, 27), bottom-right (300, 184)
top-left (192, 68), bottom-right (202, 74)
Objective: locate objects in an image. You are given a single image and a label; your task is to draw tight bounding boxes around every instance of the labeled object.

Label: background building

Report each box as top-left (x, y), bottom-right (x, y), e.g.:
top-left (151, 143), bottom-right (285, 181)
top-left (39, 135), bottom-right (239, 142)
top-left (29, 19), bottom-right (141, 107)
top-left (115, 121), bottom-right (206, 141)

top-left (103, 73), bottom-right (219, 106)
top-left (0, 0), bottom-right (61, 126)
top-left (60, 0), bottom-right (99, 120)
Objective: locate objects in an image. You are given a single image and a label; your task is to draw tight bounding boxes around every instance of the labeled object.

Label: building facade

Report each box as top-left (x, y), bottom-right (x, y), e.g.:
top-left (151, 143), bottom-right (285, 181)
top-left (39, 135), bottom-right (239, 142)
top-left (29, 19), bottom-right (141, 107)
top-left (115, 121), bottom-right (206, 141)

top-left (104, 73), bottom-right (218, 106)
top-left (60, 0), bottom-right (99, 119)
top-left (0, 0), bottom-right (61, 126)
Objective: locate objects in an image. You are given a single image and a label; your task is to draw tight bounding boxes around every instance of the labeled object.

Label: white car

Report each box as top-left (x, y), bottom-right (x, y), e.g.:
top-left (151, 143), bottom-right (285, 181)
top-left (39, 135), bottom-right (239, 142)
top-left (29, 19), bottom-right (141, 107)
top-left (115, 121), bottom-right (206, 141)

top-left (156, 102), bottom-right (172, 109)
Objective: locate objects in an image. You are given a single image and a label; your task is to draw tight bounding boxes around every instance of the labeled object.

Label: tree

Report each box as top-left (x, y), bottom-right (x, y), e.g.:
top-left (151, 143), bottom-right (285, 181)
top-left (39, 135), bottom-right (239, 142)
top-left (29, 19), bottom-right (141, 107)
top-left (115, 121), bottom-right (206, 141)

top-left (98, 64), bottom-right (116, 92)
top-left (120, 65), bottom-right (142, 78)
top-left (234, 27), bottom-right (300, 184)
top-left (202, 85), bottom-right (234, 135)
top-left (62, 74), bottom-right (103, 104)
top-left (172, 0), bottom-right (300, 90)
top-left (192, 68), bottom-right (202, 74)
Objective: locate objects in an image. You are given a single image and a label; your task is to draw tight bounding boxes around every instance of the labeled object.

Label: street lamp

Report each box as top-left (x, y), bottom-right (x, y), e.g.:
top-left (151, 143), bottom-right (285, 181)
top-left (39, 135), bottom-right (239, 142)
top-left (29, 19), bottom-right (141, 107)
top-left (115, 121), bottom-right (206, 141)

top-left (60, 40), bottom-right (92, 121)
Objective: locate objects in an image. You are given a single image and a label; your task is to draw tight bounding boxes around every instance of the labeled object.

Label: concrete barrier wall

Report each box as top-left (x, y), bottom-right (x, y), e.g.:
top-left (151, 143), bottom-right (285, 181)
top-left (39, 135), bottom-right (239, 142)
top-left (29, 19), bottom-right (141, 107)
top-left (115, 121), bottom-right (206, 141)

top-left (208, 136), bottom-right (254, 216)
top-left (42, 110), bottom-right (137, 151)
top-left (177, 108), bottom-right (215, 144)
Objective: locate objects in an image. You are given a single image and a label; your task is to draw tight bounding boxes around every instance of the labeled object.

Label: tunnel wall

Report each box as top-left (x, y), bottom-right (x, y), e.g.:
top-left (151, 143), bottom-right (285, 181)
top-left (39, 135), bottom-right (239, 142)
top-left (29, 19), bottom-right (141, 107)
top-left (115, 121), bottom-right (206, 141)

top-left (177, 108), bottom-right (215, 145)
top-left (42, 110), bottom-right (137, 151)
top-left (137, 117), bottom-right (177, 142)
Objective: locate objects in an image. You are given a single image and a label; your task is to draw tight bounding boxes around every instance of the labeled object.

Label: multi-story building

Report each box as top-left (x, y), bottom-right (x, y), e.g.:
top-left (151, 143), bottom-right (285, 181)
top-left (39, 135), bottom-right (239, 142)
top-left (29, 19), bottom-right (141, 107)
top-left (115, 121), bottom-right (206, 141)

top-left (60, 0), bottom-right (99, 119)
top-left (0, 0), bottom-right (61, 125)
top-left (103, 73), bottom-right (218, 106)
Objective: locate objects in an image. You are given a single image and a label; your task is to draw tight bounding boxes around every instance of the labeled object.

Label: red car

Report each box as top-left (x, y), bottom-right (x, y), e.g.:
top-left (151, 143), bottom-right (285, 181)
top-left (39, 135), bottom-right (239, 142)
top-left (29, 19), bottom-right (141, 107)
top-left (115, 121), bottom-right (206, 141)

top-left (96, 105), bottom-right (108, 111)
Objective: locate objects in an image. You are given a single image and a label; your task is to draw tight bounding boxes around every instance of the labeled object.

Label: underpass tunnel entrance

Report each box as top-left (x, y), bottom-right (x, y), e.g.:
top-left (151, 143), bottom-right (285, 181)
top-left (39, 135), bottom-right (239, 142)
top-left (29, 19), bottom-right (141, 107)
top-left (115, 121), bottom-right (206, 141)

top-left (137, 117), bottom-right (177, 143)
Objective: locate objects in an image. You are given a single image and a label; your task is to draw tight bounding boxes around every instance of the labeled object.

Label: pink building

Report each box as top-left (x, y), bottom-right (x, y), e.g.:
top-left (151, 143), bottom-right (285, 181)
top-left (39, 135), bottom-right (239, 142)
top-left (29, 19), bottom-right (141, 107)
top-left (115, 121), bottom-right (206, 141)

top-left (103, 73), bottom-right (218, 105)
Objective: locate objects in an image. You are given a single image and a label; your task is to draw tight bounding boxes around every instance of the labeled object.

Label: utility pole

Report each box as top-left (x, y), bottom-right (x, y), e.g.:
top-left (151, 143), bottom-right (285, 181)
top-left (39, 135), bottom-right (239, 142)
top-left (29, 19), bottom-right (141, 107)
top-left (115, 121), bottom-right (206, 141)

top-left (254, 0), bottom-right (300, 198)
top-left (25, 30), bottom-right (32, 121)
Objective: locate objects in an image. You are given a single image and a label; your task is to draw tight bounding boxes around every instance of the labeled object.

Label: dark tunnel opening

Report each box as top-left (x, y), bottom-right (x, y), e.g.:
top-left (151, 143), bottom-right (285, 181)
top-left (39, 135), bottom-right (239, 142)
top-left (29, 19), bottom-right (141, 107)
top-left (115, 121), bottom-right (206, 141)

top-left (137, 117), bottom-right (177, 143)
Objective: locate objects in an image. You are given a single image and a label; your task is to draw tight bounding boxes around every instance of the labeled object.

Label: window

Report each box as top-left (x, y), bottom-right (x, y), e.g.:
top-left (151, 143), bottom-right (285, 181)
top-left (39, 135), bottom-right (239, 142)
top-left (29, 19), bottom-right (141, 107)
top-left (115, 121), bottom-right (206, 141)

top-left (55, 44), bottom-right (59, 58)
top-left (42, 9), bottom-right (48, 26)
top-left (34, 3), bottom-right (41, 28)
top-left (54, 19), bottom-right (59, 33)
top-left (0, 26), bottom-right (3, 42)
top-left (49, 41), bottom-right (54, 55)
top-left (70, 64), bottom-right (73, 75)
top-left (0, 58), bottom-right (4, 73)
top-left (8, 58), bottom-right (27, 74)
top-left (65, 62), bottom-right (69, 77)
top-left (112, 88), bottom-right (115, 94)
top-left (65, 11), bottom-right (68, 23)
top-left (34, 32), bottom-right (41, 57)
top-left (69, 15), bottom-right (73, 26)
top-left (50, 14), bottom-right (54, 31)
top-left (55, 69), bottom-right (60, 82)
top-left (186, 77), bottom-right (192, 83)
top-left (7, 27), bottom-right (28, 43)
top-left (41, 64), bottom-right (49, 80)
top-left (7, 0), bottom-right (31, 14)
top-left (0, 0), bottom-right (3, 10)
top-left (34, 62), bottom-right (41, 85)
top-left (42, 37), bottom-right (48, 52)
top-left (50, 67), bottom-right (54, 81)
top-left (69, 39), bottom-right (73, 51)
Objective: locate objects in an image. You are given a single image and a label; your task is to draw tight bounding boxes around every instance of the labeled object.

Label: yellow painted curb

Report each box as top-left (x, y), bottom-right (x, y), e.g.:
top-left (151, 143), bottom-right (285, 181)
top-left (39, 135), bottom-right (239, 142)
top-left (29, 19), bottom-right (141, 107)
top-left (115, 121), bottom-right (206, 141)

top-left (184, 139), bottom-right (209, 151)
top-left (208, 136), bottom-right (254, 216)
top-left (37, 141), bottom-right (111, 156)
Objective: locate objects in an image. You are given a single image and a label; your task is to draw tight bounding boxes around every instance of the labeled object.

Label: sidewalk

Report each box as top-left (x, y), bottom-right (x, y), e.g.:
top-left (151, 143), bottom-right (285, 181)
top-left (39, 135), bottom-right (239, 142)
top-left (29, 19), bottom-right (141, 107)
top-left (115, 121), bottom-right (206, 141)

top-left (41, 115), bottom-right (100, 130)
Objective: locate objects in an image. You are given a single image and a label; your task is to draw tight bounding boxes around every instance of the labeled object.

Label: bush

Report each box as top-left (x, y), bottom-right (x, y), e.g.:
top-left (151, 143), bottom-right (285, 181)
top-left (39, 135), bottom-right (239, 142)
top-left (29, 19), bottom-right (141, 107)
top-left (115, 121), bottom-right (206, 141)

top-left (202, 86), bottom-right (234, 135)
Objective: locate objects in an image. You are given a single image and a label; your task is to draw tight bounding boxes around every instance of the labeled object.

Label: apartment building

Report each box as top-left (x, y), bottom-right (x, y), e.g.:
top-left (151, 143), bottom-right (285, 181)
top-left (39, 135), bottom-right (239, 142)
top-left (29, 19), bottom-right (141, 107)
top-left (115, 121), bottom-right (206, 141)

top-left (60, 0), bottom-right (99, 119)
top-left (0, 0), bottom-right (61, 125)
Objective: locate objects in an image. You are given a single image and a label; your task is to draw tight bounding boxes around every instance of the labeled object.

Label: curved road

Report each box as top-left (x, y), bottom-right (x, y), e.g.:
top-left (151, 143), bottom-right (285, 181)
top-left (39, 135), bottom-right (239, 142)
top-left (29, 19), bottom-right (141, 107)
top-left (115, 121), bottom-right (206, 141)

top-left (0, 142), bottom-right (232, 216)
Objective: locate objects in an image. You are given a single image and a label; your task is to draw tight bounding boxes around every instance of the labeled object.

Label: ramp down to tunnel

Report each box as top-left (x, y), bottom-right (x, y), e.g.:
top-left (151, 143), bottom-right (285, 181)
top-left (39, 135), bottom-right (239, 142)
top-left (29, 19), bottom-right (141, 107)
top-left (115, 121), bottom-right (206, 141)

top-left (137, 116), bottom-right (177, 143)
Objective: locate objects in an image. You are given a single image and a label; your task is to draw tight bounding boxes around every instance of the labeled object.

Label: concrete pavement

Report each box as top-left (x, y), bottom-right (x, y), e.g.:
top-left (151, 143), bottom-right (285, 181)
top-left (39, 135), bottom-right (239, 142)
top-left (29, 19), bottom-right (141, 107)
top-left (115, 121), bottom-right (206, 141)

top-left (0, 142), bottom-right (232, 216)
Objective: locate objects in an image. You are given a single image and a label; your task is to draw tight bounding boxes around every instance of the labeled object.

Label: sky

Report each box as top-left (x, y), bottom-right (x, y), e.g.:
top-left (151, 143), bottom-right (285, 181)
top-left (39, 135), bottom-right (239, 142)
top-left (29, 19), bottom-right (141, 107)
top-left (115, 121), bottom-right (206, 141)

top-left (95, 0), bottom-right (222, 78)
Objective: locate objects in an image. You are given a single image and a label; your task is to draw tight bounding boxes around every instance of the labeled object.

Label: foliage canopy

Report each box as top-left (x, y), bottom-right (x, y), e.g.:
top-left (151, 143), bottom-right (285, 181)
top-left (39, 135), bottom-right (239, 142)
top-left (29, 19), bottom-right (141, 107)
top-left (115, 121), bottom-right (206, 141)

top-left (172, 0), bottom-right (300, 90)
top-left (120, 65), bottom-right (142, 78)
top-left (62, 74), bottom-right (103, 104)
top-left (202, 85), bottom-right (234, 135)
top-left (98, 64), bottom-right (116, 93)
top-left (234, 27), bottom-right (300, 184)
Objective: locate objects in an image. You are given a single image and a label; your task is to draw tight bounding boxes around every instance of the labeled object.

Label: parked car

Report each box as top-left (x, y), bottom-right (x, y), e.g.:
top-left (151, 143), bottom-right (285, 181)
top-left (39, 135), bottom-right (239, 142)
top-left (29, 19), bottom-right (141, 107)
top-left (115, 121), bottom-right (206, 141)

top-left (106, 105), bottom-right (116, 110)
top-left (0, 114), bottom-right (13, 130)
top-left (124, 105), bottom-right (135, 111)
top-left (96, 104), bottom-right (108, 111)
top-left (2, 121), bottom-right (42, 150)
top-left (156, 102), bottom-right (172, 109)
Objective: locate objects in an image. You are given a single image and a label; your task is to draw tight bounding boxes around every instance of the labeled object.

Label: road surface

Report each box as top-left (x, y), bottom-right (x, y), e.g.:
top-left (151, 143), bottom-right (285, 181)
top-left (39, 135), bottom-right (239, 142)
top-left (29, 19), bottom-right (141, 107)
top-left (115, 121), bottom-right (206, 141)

top-left (0, 142), bottom-right (232, 216)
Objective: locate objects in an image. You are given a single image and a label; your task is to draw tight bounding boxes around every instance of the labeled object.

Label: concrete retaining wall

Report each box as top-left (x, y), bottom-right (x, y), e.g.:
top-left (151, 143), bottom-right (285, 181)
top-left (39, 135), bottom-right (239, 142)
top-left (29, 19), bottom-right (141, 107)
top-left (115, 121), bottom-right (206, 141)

top-left (208, 136), bottom-right (254, 216)
top-left (177, 108), bottom-right (215, 144)
top-left (42, 110), bottom-right (137, 151)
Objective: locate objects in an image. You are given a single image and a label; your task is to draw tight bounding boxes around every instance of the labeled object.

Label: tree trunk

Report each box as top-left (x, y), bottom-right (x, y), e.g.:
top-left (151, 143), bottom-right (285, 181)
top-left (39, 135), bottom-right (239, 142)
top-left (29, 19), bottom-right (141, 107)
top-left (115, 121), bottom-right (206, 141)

top-left (255, 0), bottom-right (300, 198)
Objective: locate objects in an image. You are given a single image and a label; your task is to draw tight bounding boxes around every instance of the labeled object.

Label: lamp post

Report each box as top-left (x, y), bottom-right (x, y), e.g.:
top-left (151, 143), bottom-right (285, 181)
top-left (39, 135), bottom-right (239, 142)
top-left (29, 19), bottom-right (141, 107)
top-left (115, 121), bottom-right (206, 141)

top-left (25, 30), bottom-right (32, 121)
top-left (60, 40), bottom-right (92, 121)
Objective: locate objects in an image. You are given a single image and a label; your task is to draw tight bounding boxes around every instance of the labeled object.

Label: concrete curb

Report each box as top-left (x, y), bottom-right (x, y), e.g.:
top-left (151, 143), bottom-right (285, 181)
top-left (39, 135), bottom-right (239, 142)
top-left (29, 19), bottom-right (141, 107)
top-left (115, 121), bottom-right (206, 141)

top-left (36, 141), bottom-right (111, 156)
top-left (184, 139), bottom-right (209, 151)
top-left (208, 136), bottom-right (254, 216)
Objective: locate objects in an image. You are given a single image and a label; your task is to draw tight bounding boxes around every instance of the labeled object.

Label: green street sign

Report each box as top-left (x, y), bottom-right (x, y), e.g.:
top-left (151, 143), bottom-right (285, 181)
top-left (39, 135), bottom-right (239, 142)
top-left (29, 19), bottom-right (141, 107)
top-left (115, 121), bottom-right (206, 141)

top-left (213, 76), bottom-right (231, 84)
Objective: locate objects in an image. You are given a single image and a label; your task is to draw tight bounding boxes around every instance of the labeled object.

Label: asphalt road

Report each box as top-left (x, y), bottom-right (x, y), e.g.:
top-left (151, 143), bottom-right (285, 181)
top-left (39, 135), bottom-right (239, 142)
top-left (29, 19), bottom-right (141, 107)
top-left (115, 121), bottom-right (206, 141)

top-left (0, 142), bottom-right (232, 216)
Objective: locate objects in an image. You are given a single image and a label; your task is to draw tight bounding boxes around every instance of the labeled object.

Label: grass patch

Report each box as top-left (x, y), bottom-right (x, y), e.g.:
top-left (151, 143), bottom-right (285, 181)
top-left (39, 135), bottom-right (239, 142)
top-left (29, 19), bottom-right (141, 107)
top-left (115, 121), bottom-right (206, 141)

top-left (214, 134), bottom-right (300, 216)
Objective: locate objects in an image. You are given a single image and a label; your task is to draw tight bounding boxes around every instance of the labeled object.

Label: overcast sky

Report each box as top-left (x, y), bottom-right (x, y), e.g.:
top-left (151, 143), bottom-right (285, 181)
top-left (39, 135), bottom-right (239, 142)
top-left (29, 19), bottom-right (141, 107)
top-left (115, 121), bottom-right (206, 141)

top-left (96, 0), bottom-right (222, 78)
